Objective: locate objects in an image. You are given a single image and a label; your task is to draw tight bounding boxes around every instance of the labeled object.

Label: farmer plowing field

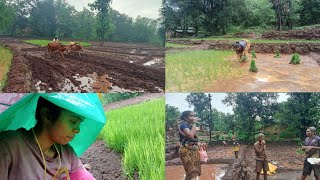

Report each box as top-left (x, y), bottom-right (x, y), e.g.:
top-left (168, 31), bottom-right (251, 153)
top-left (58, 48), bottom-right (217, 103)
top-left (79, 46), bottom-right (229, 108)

top-left (0, 93), bottom-right (106, 180)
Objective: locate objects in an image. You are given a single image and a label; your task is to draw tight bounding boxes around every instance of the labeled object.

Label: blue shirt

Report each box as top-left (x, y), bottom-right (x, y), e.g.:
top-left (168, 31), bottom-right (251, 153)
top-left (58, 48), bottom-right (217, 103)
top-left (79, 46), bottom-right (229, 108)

top-left (179, 122), bottom-right (192, 143)
top-left (238, 41), bottom-right (246, 49)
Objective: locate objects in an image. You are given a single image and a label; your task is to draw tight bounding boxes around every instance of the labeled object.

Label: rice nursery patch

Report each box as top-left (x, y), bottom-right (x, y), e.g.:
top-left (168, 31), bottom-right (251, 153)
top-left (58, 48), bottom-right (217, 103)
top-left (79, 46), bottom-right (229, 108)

top-left (24, 39), bottom-right (91, 47)
top-left (166, 50), bottom-right (245, 92)
top-left (101, 98), bottom-right (165, 180)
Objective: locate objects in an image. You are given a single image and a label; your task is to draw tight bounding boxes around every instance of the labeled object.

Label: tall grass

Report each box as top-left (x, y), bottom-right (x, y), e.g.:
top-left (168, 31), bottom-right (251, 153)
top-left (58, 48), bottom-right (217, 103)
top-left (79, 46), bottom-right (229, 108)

top-left (101, 98), bottom-right (165, 180)
top-left (0, 45), bottom-right (13, 91)
top-left (166, 50), bottom-right (246, 92)
top-left (24, 39), bottom-right (91, 47)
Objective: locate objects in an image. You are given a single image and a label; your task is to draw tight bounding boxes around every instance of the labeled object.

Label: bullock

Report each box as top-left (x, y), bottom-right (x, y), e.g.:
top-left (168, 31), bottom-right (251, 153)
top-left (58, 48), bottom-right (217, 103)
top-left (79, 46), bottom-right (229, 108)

top-left (68, 44), bottom-right (84, 57)
top-left (47, 42), bottom-right (68, 59)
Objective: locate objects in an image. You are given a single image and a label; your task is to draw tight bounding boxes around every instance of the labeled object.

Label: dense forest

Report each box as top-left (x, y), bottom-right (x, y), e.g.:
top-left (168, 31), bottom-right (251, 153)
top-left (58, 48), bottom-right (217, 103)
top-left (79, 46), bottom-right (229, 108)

top-left (0, 0), bottom-right (165, 45)
top-left (166, 93), bottom-right (320, 141)
top-left (164, 0), bottom-right (320, 37)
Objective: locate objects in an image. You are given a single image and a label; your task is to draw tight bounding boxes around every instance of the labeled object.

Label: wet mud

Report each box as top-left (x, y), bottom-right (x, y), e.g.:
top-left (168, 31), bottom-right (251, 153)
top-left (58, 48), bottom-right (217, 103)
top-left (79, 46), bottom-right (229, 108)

top-left (0, 38), bottom-right (164, 92)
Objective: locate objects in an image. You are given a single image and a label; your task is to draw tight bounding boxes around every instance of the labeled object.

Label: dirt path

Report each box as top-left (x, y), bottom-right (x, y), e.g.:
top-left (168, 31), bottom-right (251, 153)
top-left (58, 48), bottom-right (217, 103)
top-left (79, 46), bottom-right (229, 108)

top-left (205, 53), bottom-right (320, 92)
top-left (104, 93), bottom-right (164, 111)
top-left (0, 38), bottom-right (164, 93)
top-left (80, 140), bottom-right (124, 180)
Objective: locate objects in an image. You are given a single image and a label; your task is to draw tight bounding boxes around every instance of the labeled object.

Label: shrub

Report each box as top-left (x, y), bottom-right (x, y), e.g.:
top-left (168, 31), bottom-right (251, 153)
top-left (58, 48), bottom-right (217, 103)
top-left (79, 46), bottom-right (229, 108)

top-left (290, 53), bottom-right (301, 64)
top-left (249, 60), bottom-right (258, 72)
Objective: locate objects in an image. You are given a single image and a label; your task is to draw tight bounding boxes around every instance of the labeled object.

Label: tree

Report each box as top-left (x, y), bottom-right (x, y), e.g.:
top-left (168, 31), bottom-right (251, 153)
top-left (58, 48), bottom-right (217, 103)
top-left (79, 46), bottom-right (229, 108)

top-left (0, 0), bottom-right (15, 34)
top-left (89, 0), bottom-right (112, 46)
top-left (73, 7), bottom-right (96, 40)
top-left (185, 93), bottom-right (211, 121)
top-left (276, 93), bottom-right (320, 139)
top-left (55, 0), bottom-right (77, 38)
top-left (29, 0), bottom-right (56, 37)
top-left (223, 93), bottom-right (279, 141)
top-left (165, 104), bottom-right (180, 130)
top-left (299, 0), bottom-right (320, 25)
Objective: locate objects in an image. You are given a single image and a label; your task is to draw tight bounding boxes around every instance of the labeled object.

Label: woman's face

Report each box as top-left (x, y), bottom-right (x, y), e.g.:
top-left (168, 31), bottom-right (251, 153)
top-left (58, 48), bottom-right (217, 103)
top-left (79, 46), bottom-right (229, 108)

top-left (47, 109), bottom-right (84, 145)
top-left (185, 112), bottom-right (198, 123)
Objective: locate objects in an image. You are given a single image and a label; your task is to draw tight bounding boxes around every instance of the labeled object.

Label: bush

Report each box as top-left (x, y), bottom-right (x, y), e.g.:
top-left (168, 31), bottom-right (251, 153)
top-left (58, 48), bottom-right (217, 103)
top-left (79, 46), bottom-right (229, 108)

top-left (274, 50), bottom-right (281, 58)
top-left (251, 50), bottom-right (257, 58)
top-left (249, 60), bottom-right (258, 72)
top-left (290, 53), bottom-right (301, 64)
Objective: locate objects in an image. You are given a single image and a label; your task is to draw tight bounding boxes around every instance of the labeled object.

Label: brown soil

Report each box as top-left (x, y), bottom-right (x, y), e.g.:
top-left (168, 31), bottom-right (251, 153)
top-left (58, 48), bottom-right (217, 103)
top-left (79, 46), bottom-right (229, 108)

top-left (0, 38), bottom-right (164, 93)
top-left (205, 53), bottom-right (320, 92)
top-left (104, 93), bottom-right (164, 111)
top-left (80, 140), bottom-right (125, 180)
top-left (166, 143), bottom-right (310, 180)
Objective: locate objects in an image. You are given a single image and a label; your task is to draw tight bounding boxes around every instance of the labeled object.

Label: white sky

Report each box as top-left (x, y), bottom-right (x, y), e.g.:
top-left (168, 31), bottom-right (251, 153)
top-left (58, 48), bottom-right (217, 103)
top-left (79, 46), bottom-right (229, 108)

top-left (67, 0), bottom-right (162, 19)
top-left (166, 93), bottom-right (289, 114)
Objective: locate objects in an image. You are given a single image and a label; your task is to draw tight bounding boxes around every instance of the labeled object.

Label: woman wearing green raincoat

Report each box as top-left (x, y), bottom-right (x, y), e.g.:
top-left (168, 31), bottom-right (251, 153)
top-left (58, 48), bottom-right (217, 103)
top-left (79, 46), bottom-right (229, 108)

top-left (0, 94), bottom-right (106, 180)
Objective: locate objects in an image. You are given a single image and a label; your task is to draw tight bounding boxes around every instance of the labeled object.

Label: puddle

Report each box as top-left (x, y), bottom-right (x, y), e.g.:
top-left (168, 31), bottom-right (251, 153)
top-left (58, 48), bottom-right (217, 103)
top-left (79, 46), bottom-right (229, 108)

top-left (109, 85), bottom-right (144, 93)
top-left (57, 73), bottom-right (111, 92)
top-left (166, 164), bottom-right (228, 180)
top-left (143, 58), bottom-right (162, 66)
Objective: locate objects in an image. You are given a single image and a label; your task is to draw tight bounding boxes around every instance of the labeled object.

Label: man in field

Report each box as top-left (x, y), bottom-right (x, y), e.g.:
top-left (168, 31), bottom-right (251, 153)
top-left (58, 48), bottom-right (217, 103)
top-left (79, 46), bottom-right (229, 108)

top-left (233, 39), bottom-right (251, 61)
top-left (301, 127), bottom-right (320, 180)
top-left (53, 37), bottom-right (59, 43)
top-left (254, 133), bottom-right (269, 180)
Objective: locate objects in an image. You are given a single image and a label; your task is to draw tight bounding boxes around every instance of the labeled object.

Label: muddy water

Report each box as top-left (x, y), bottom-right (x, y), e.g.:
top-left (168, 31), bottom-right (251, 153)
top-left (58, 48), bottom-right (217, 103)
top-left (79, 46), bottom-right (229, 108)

top-left (205, 53), bottom-right (320, 92)
top-left (166, 164), bottom-right (228, 180)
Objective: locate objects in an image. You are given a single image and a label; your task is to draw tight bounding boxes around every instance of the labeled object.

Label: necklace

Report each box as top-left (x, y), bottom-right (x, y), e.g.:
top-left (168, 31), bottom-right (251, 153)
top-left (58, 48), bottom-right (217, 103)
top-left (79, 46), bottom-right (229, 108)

top-left (32, 128), bottom-right (61, 180)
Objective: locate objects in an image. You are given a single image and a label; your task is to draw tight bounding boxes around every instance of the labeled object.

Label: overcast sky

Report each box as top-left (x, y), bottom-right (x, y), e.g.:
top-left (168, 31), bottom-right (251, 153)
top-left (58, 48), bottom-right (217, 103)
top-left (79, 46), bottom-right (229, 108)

top-left (166, 93), bottom-right (289, 114)
top-left (67, 0), bottom-right (162, 19)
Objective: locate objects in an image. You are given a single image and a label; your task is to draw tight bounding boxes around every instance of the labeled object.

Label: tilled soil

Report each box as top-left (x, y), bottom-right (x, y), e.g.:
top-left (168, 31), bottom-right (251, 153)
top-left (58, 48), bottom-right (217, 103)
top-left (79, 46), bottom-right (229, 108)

top-left (80, 140), bottom-right (125, 180)
top-left (0, 38), bottom-right (164, 92)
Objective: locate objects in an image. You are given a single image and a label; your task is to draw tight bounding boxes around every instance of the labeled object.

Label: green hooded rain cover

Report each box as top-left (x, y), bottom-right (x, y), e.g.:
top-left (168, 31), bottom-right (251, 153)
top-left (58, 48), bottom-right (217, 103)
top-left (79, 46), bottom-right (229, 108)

top-left (0, 93), bottom-right (106, 157)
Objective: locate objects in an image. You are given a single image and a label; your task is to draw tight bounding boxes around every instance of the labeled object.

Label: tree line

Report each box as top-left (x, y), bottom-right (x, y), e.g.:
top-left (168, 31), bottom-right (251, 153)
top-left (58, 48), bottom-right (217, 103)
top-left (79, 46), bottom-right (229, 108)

top-left (0, 0), bottom-right (164, 45)
top-left (164, 0), bottom-right (320, 37)
top-left (166, 93), bottom-right (320, 141)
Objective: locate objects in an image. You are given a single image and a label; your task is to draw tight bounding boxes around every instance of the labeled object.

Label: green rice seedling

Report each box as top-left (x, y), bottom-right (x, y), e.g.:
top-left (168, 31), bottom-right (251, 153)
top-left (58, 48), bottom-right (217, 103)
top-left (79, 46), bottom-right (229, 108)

top-left (101, 98), bottom-right (165, 180)
top-left (289, 53), bottom-right (301, 64)
top-left (241, 55), bottom-right (248, 61)
top-left (249, 60), bottom-right (258, 72)
top-left (274, 50), bottom-right (281, 58)
top-left (166, 50), bottom-right (245, 91)
top-left (251, 50), bottom-right (257, 58)
top-left (0, 46), bottom-right (13, 90)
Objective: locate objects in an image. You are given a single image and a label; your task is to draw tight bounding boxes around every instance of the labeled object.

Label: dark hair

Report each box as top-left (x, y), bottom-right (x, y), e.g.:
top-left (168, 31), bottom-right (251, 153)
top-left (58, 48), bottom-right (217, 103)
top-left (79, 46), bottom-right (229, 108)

top-left (180, 111), bottom-right (192, 121)
top-left (34, 97), bottom-right (63, 130)
top-left (233, 43), bottom-right (240, 49)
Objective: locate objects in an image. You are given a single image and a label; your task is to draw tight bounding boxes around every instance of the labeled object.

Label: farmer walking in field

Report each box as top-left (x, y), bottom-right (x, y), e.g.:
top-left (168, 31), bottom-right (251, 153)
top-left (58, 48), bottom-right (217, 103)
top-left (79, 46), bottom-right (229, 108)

top-left (254, 133), bottom-right (269, 180)
top-left (178, 111), bottom-right (206, 180)
top-left (301, 127), bottom-right (320, 180)
top-left (232, 136), bottom-right (240, 158)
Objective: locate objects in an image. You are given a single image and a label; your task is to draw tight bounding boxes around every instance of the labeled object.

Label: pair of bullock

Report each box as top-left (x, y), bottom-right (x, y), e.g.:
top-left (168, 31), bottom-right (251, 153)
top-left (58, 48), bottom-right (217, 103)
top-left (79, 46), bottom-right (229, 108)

top-left (47, 42), bottom-right (84, 59)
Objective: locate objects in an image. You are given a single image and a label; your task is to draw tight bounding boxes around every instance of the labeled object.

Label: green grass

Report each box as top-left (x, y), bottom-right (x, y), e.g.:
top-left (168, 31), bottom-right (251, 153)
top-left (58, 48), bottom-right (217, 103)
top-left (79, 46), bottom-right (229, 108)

top-left (169, 37), bottom-right (320, 43)
top-left (24, 39), bottom-right (91, 47)
top-left (101, 98), bottom-right (165, 180)
top-left (166, 50), bottom-right (246, 92)
top-left (165, 42), bottom-right (191, 48)
top-left (0, 45), bottom-right (13, 91)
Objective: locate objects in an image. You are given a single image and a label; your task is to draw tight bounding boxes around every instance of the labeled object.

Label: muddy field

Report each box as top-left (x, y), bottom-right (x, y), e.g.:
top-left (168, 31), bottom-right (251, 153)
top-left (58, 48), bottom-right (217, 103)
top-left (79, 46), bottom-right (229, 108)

top-left (167, 42), bottom-right (320, 92)
top-left (206, 52), bottom-right (320, 92)
top-left (166, 143), bottom-right (311, 180)
top-left (0, 38), bottom-right (164, 92)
